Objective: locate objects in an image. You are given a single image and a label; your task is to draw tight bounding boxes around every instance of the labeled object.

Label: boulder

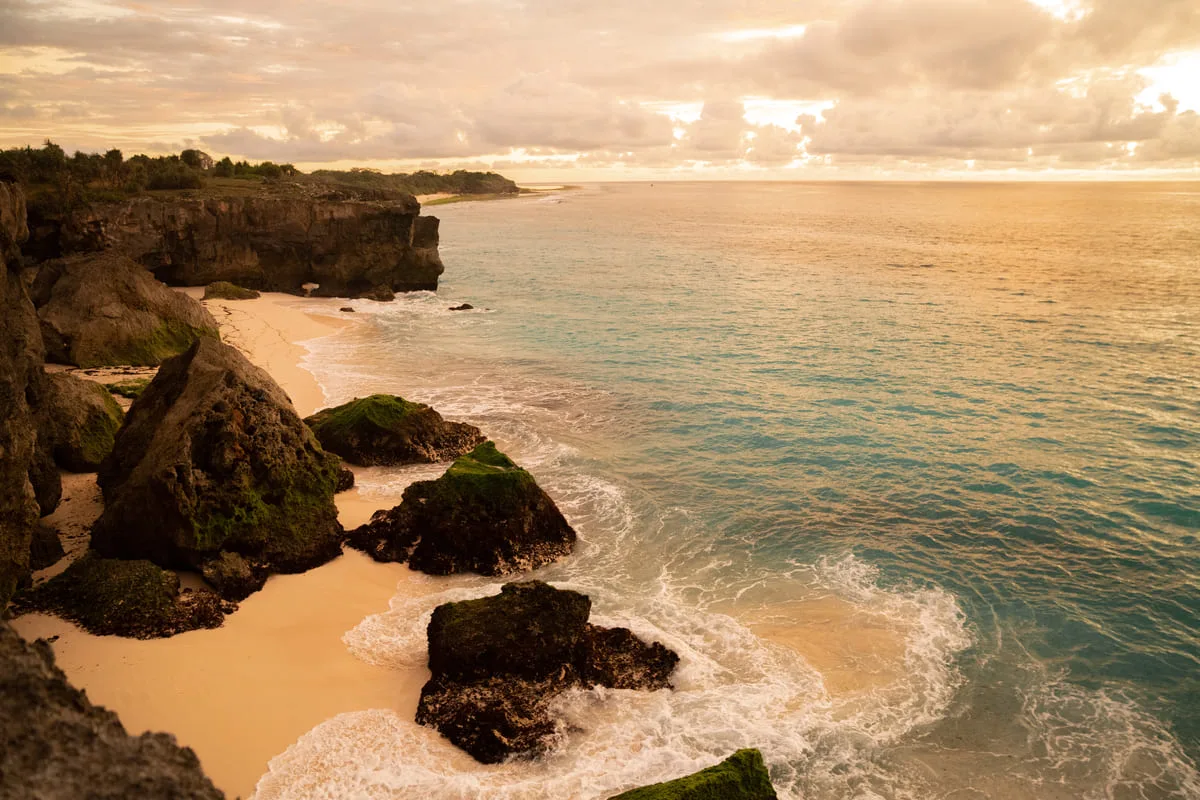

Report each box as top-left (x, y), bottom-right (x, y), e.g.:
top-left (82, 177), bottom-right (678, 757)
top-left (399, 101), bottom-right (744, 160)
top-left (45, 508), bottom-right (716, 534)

top-left (304, 394), bottom-right (484, 467)
top-left (347, 441), bottom-right (575, 576)
top-left (449, 303), bottom-right (473, 311)
top-left (29, 523), bottom-right (65, 571)
top-left (416, 581), bottom-right (679, 763)
top-left (0, 181), bottom-right (42, 606)
top-left (200, 551), bottom-right (267, 602)
top-left (336, 466), bottom-right (355, 493)
top-left (607, 750), bottom-right (778, 800)
top-left (34, 251), bottom-right (219, 367)
top-left (202, 281), bottom-right (260, 300)
top-left (16, 554), bottom-right (229, 639)
top-left (37, 372), bottom-right (124, 472)
top-left (0, 622), bottom-right (224, 798)
top-left (28, 440), bottom-right (62, 517)
top-left (91, 337), bottom-right (344, 585)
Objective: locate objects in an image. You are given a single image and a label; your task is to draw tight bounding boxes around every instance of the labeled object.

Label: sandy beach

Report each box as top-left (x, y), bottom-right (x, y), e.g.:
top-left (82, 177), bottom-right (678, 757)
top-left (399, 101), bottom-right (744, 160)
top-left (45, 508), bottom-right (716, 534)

top-left (12, 292), bottom-right (428, 799)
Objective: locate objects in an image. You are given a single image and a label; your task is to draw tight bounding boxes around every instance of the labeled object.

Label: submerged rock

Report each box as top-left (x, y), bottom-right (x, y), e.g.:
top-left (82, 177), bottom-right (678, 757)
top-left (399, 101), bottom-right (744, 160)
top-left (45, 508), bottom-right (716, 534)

top-left (448, 303), bottom-right (473, 311)
top-left (36, 372), bottom-right (124, 472)
top-left (607, 749), bottom-right (778, 800)
top-left (0, 622), bottom-right (224, 798)
top-left (92, 337), bottom-right (344, 586)
top-left (304, 394), bottom-right (484, 467)
top-left (203, 280), bottom-right (261, 300)
top-left (34, 251), bottom-right (219, 367)
top-left (347, 441), bottom-right (575, 575)
top-left (17, 554), bottom-right (229, 639)
top-left (416, 581), bottom-right (678, 763)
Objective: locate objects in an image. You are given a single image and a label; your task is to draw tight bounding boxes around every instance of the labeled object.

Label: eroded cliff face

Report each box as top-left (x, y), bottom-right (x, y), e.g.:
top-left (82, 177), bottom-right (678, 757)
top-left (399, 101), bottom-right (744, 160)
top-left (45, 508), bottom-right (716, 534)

top-left (0, 181), bottom-right (42, 606)
top-left (98, 188), bottom-right (444, 298)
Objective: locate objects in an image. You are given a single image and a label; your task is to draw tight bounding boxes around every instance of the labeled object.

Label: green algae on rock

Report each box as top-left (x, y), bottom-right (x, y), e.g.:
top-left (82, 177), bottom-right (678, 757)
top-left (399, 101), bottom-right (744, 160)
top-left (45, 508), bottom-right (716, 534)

top-left (607, 750), bottom-right (778, 800)
top-left (108, 376), bottom-right (151, 399)
top-left (92, 337), bottom-right (344, 590)
top-left (347, 441), bottom-right (575, 575)
top-left (37, 372), bottom-right (124, 472)
top-left (17, 554), bottom-right (229, 639)
top-left (202, 280), bottom-right (261, 300)
top-left (304, 393), bottom-right (484, 466)
top-left (33, 251), bottom-right (218, 367)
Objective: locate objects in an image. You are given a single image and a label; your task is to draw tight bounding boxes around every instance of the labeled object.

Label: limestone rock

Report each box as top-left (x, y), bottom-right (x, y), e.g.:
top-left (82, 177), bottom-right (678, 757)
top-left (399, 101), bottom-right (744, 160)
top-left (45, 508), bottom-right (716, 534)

top-left (35, 251), bottom-right (219, 367)
top-left (607, 750), bottom-right (778, 800)
top-left (416, 581), bottom-right (679, 763)
top-left (0, 622), bottom-right (224, 798)
top-left (92, 337), bottom-right (344, 586)
top-left (347, 442), bottom-right (575, 576)
top-left (304, 394), bottom-right (484, 467)
top-left (17, 554), bottom-right (229, 639)
top-left (37, 372), bottom-right (125, 472)
top-left (0, 181), bottom-right (42, 605)
top-left (203, 281), bottom-right (260, 300)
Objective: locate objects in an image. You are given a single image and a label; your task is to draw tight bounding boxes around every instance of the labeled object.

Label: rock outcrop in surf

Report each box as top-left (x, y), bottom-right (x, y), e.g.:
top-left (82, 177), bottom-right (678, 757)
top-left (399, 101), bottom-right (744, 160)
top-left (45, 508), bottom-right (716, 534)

top-left (92, 337), bottom-right (344, 599)
top-left (33, 251), bottom-right (218, 367)
top-left (607, 749), bottom-right (778, 799)
top-left (416, 581), bottom-right (679, 763)
top-left (305, 394), bottom-right (484, 466)
top-left (346, 441), bottom-right (575, 575)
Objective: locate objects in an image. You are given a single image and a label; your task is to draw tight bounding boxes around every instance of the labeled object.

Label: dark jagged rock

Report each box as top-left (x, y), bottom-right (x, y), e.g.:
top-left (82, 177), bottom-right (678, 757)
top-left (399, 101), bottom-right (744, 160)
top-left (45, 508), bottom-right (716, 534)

top-left (34, 251), bottom-right (219, 367)
top-left (336, 466), bottom-right (356, 493)
top-left (95, 188), bottom-right (444, 297)
top-left (449, 303), bottom-right (473, 311)
top-left (203, 281), bottom-right (260, 300)
top-left (17, 554), bottom-right (229, 639)
top-left (607, 750), bottom-right (778, 800)
top-left (37, 372), bottom-right (125, 472)
top-left (28, 439), bottom-right (62, 516)
top-left (0, 180), bottom-right (42, 606)
top-left (339, 306), bottom-right (356, 313)
top-left (0, 622), bottom-right (224, 798)
top-left (416, 581), bottom-right (679, 763)
top-left (92, 337), bottom-right (344, 587)
top-left (347, 441), bottom-right (575, 576)
top-left (304, 394), bottom-right (484, 467)
top-left (200, 551), bottom-right (266, 602)
top-left (29, 522), bottom-right (65, 571)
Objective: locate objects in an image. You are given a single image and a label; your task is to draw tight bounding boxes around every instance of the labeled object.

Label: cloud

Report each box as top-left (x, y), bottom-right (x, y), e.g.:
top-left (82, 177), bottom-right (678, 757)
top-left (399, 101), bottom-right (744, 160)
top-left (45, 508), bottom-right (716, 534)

top-left (0, 0), bottom-right (1196, 175)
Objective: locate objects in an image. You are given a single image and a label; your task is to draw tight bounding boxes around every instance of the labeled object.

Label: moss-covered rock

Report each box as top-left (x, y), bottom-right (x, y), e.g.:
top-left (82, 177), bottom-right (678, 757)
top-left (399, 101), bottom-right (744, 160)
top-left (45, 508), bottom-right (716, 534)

top-left (417, 581), bottom-right (679, 764)
top-left (304, 394), bottom-right (484, 466)
top-left (17, 554), bottom-right (229, 638)
top-left (36, 372), bottom-right (124, 472)
top-left (109, 377), bottom-right (150, 399)
top-left (34, 251), bottom-right (219, 367)
top-left (607, 750), bottom-right (778, 800)
top-left (92, 338), bottom-right (344, 588)
top-left (202, 281), bottom-right (260, 300)
top-left (347, 441), bottom-right (575, 575)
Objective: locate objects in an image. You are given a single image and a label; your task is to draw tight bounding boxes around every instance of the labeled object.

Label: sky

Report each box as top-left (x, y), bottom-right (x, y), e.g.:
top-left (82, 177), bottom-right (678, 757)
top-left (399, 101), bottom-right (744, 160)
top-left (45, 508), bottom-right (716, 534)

top-left (1, 0), bottom-right (1199, 181)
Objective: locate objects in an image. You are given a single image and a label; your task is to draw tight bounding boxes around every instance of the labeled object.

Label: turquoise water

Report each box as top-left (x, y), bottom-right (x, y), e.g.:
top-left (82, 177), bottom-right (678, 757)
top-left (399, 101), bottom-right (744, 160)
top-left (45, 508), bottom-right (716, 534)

top-left (261, 183), bottom-right (1200, 799)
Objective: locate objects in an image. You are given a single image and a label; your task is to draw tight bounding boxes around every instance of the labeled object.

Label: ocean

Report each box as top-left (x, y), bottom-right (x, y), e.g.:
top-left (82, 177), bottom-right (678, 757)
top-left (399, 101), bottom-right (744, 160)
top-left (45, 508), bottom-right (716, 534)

top-left (257, 182), bottom-right (1200, 799)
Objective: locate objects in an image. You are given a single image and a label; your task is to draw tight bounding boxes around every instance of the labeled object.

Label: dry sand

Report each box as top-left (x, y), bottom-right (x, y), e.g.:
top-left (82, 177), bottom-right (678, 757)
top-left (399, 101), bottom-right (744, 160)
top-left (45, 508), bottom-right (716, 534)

top-left (12, 291), bottom-right (428, 799)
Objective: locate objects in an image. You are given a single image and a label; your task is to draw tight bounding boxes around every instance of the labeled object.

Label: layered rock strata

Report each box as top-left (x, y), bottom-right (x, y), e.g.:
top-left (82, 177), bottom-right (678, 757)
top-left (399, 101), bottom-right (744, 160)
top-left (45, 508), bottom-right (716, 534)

top-left (347, 441), bottom-right (575, 575)
top-left (304, 394), bottom-right (484, 466)
top-left (416, 581), bottom-right (679, 763)
top-left (92, 337), bottom-right (344, 598)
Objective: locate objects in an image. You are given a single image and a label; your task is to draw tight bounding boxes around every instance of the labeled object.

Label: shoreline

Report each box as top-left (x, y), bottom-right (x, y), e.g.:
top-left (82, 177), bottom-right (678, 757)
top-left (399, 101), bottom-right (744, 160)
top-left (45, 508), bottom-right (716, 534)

top-left (12, 291), bottom-right (427, 799)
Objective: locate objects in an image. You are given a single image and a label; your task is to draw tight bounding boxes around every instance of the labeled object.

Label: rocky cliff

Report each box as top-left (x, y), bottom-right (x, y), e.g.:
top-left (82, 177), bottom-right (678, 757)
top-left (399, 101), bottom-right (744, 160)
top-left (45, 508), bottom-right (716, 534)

top-left (0, 180), bottom-right (42, 606)
top-left (76, 185), bottom-right (445, 299)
